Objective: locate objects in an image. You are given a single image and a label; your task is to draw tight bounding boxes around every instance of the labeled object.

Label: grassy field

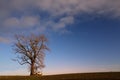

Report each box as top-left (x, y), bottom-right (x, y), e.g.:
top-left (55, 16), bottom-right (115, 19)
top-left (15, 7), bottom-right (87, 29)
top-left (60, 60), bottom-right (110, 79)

top-left (0, 72), bottom-right (120, 80)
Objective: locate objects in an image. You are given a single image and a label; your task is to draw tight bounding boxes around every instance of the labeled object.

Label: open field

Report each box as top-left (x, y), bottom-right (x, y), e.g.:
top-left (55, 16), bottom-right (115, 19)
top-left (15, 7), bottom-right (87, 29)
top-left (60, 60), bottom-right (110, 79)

top-left (0, 72), bottom-right (120, 80)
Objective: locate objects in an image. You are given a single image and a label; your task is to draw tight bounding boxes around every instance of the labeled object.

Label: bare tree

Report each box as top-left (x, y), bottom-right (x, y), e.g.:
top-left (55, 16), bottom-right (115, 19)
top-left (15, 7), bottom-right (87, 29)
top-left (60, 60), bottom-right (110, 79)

top-left (13, 34), bottom-right (49, 76)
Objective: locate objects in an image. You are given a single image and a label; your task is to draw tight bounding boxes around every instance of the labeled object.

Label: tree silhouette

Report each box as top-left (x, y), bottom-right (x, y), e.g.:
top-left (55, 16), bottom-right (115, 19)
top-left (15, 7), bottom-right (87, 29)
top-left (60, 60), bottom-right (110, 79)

top-left (13, 34), bottom-right (49, 76)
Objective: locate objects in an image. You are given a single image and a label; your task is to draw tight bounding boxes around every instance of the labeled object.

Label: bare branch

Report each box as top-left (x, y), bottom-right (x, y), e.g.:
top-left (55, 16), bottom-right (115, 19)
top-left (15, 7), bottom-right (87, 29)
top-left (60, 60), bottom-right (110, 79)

top-left (13, 34), bottom-right (49, 75)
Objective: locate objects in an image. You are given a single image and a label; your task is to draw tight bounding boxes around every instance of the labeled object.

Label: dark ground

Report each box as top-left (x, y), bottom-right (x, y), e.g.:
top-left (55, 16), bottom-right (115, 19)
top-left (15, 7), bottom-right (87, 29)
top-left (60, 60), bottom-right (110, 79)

top-left (0, 72), bottom-right (120, 80)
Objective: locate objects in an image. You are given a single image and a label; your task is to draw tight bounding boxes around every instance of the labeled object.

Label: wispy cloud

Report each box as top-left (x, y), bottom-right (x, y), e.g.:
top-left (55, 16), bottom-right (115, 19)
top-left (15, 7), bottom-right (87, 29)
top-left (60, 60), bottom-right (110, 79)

top-left (0, 37), bottom-right (11, 44)
top-left (3, 16), bottom-right (40, 28)
top-left (45, 16), bottom-right (74, 32)
top-left (0, 0), bottom-right (120, 43)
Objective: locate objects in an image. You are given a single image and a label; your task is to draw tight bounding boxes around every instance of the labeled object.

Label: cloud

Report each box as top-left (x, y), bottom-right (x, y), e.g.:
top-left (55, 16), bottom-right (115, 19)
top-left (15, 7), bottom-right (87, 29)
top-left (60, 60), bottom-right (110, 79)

top-left (3, 17), bottom-right (20, 27)
top-left (1, 0), bottom-right (120, 18)
top-left (52, 16), bottom-right (74, 31)
top-left (0, 0), bottom-right (120, 42)
top-left (21, 16), bottom-right (40, 27)
top-left (3, 16), bottom-right (40, 28)
top-left (60, 16), bottom-right (74, 24)
top-left (29, 0), bottom-right (120, 17)
top-left (0, 37), bottom-right (11, 44)
top-left (43, 16), bottom-right (74, 32)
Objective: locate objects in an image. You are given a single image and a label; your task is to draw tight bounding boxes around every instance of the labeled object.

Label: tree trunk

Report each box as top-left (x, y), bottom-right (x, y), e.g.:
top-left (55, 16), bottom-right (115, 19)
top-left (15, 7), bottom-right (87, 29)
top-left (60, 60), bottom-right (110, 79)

top-left (30, 62), bottom-right (35, 76)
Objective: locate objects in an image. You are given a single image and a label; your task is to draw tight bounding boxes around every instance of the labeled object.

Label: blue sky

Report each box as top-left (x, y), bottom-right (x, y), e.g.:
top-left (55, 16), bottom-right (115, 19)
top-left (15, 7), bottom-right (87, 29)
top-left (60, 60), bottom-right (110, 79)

top-left (0, 0), bottom-right (120, 75)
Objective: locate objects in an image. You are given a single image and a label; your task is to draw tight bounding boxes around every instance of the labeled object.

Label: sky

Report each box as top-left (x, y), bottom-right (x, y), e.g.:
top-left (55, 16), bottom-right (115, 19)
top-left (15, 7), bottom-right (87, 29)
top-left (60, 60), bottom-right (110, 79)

top-left (0, 0), bottom-right (120, 75)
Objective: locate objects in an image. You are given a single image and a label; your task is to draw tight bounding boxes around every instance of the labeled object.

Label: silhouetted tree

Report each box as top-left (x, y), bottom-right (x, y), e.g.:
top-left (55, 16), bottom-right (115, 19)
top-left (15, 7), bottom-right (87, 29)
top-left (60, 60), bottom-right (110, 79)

top-left (13, 34), bottom-right (49, 76)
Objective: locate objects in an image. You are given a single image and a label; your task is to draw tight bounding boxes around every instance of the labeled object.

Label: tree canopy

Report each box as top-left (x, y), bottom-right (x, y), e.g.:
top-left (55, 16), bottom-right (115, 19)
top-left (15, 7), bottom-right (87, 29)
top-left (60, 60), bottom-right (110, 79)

top-left (13, 34), bottom-right (49, 75)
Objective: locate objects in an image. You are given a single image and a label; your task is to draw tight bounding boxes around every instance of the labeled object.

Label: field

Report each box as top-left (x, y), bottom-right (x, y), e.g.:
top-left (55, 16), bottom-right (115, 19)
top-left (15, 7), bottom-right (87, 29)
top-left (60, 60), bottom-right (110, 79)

top-left (0, 72), bottom-right (120, 80)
